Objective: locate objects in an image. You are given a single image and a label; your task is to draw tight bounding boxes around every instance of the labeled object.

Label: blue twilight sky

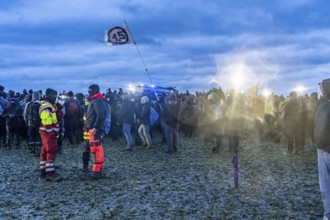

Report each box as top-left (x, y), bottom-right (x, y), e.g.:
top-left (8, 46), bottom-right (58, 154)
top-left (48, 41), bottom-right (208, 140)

top-left (1, 0), bottom-right (330, 96)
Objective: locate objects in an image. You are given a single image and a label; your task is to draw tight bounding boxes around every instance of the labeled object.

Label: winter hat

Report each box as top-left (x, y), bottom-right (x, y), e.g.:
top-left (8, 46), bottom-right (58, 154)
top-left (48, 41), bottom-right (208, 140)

top-left (45, 88), bottom-right (57, 104)
top-left (88, 84), bottom-right (100, 97)
top-left (68, 91), bottom-right (74, 97)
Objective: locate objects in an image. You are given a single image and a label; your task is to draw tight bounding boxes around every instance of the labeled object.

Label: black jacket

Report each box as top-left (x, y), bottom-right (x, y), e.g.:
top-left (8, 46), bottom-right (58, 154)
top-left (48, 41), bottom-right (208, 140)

top-left (86, 94), bottom-right (106, 131)
top-left (3, 105), bottom-right (22, 128)
top-left (139, 103), bottom-right (151, 125)
top-left (118, 100), bottom-right (135, 124)
top-left (163, 101), bottom-right (180, 127)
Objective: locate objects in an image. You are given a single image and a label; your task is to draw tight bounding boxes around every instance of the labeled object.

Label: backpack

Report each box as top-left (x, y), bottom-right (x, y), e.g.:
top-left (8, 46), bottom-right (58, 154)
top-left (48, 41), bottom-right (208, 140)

top-left (150, 107), bottom-right (159, 125)
top-left (103, 102), bottom-right (111, 135)
top-left (67, 100), bottom-right (79, 115)
top-left (27, 101), bottom-right (41, 127)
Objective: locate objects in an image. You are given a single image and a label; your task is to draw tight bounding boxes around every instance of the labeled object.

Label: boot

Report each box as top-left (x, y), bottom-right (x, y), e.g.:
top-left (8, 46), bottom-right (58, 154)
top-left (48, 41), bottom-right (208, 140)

top-left (81, 160), bottom-right (89, 172)
top-left (212, 146), bottom-right (220, 154)
top-left (146, 144), bottom-right (153, 149)
top-left (91, 172), bottom-right (101, 180)
top-left (46, 172), bottom-right (63, 182)
top-left (40, 170), bottom-right (46, 178)
top-left (34, 145), bottom-right (41, 157)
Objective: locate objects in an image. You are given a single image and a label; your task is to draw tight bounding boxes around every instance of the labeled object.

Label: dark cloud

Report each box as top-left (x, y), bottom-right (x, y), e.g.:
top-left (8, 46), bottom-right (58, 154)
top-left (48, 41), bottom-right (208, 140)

top-left (1, 0), bottom-right (330, 95)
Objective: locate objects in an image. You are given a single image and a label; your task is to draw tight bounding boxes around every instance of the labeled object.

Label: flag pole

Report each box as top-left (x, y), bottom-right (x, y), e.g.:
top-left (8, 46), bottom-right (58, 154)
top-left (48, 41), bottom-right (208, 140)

top-left (124, 20), bottom-right (153, 85)
top-left (124, 20), bottom-right (163, 110)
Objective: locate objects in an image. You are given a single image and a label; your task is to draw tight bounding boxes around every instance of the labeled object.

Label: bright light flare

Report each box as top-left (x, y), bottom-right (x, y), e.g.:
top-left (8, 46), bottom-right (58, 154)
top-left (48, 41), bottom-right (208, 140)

top-left (294, 85), bottom-right (308, 94)
top-left (231, 71), bottom-right (246, 89)
top-left (220, 63), bottom-right (253, 91)
top-left (59, 95), bottom-right (68, 100)
top-left (262, 89), bottom-right (271, 98)
top-left (128, 84), bottom-right (136, 92)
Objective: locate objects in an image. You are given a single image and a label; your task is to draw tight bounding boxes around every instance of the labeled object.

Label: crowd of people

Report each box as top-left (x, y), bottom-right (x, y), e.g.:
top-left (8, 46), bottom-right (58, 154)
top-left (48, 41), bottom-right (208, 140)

top-left (0, 79), bottom-right (330, 218)
top-left (0, 84), bottom-right (325, 162)
top-left (0, 84), bottom-right (325, 161)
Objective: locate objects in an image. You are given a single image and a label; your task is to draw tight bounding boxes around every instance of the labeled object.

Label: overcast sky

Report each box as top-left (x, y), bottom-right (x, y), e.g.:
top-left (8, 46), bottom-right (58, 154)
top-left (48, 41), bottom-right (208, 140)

top-left (1, 0), bottom-right (330, 96)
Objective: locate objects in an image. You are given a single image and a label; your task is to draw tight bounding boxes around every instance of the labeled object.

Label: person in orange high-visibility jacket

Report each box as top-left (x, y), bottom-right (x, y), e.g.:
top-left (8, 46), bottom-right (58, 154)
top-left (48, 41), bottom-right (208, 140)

top-left (85, 84), bottom-right (106, 180)
top-left (39, 88), bottom-right (62, 181)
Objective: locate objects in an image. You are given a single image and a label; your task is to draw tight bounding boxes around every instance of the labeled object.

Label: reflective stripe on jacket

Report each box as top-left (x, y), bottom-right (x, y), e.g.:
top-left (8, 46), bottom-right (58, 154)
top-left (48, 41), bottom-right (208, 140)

top-left (39, 100), bottom-right (59, 133)
top-left (83, 115), bottom-right (89, 140)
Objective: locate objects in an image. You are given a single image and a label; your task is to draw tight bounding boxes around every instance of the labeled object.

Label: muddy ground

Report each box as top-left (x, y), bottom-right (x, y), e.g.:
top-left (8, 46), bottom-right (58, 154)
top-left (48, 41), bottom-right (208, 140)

top-left (0, 132), bottom-right (323, 219)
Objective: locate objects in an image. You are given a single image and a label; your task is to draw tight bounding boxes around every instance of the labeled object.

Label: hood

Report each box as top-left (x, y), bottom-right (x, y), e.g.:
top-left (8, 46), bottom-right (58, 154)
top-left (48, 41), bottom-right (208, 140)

top-left (32, 91), bottom-right (40, 101)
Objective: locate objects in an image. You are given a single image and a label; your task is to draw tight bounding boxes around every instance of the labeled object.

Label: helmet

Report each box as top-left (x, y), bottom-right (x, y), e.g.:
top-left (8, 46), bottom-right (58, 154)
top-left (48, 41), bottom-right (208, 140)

top-left (140, 96), bottom-right (149, 104)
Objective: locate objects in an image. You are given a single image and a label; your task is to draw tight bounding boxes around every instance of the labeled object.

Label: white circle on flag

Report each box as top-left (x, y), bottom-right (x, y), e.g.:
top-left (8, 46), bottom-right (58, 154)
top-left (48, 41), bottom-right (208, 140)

top-left (106, 26), bottom-right (130, 44)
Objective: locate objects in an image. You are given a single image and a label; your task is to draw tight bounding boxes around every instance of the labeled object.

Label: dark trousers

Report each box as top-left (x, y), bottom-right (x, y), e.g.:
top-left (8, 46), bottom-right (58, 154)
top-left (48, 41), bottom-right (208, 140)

top-left (82, 140), bottom-right (90, 168)
top-left (0, 118), bottom-right (6, 146)
top-left (6, 125), bottom-right (20, 147)
top-left (165, 123), bottom-right (179, 153)
top-left (28, 126), bottom-right (41, 146)
top-left (228, 131), bottom-right (239, 152)
top-left (65, 117), bottom-right (83, 144)
top-left (286, 124), bottom-right (305, 154)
